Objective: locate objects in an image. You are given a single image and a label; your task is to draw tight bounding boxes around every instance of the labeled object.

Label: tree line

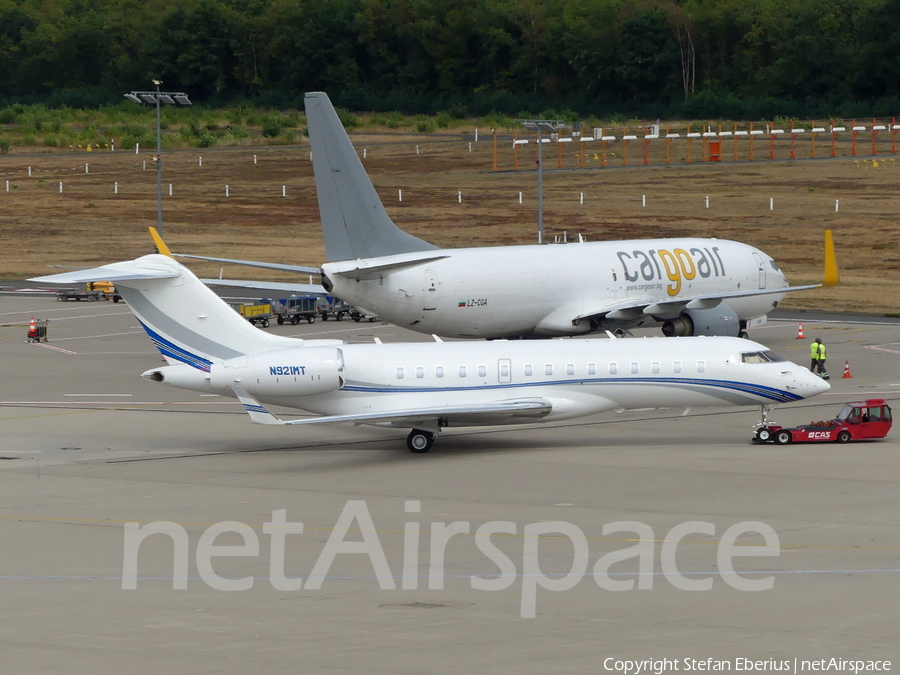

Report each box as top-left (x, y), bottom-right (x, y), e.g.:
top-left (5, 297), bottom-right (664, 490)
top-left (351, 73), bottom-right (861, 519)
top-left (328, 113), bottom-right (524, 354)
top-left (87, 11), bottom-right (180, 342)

top-left (2, 0), bottom-right (899, 119)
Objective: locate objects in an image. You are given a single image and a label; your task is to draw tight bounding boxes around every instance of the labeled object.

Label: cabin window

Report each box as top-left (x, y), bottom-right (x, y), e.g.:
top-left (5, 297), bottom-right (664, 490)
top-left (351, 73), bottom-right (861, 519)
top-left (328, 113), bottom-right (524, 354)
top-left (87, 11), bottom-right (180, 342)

top-left (478, 365), bottom-right (487, 377)
top-left (458, 365), bottom-right (467, 378)
top-left (884, 407), bottom-right (892, 422)
top-left (609, 362), bottom-right (618, 375)
top-left (673, 361), bottom-right (682, 373)
top-left (588, 362), bottom-right (596, 375)
top-left (651, 361), bottom-right (660, 374)
top-left (741, 352), bottom-right (767, 363)
top-left (566, 363), bottom-right (575, 376)
top-left (630, 361), bottom-right (639, 374)
top-left (545, 364), bottom-right (553, 376)
top-left (697, 360), bottom-right (706, 373)
top-left (396, 367), bottom-right (404, 379)
top-left (436, 366), bottom-right (444, 378)
top-left (869, 407), bottom-right (882, 422)
top-left (416, 366), bottom-right (424, 379)
top-left (524, 364), bottom-right (533, 376)
top-left (500, 363), bottom-right (510, 378)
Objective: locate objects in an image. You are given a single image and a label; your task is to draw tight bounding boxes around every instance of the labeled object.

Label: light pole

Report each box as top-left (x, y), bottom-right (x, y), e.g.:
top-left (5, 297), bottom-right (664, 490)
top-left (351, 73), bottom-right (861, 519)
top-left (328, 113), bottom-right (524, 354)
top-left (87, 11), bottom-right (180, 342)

top-left (124, 82), bottom-right (192, 236)
top-left (517, 119), bottom-right (566, 244)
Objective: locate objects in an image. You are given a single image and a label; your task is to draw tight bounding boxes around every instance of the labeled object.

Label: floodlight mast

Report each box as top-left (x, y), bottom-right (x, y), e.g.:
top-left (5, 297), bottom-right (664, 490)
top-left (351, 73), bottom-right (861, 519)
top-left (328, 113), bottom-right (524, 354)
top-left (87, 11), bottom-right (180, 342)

top-left (124, 82), bottom-right (192, 236)
top-left (517, 119), bottom-right (567, 244)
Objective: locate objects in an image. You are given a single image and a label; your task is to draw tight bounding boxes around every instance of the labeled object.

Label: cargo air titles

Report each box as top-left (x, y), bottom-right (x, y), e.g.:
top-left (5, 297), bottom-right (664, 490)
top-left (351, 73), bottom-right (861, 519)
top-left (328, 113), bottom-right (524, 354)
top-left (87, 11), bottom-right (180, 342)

top-left (617, 246), bottom-right (727, 296)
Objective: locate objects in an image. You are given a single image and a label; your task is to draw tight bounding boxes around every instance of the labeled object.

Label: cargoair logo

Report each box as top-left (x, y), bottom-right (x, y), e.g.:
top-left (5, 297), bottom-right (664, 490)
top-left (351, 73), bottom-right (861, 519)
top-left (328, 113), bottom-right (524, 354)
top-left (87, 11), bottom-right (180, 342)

top-left (269, 366), bottom-right (307, 375)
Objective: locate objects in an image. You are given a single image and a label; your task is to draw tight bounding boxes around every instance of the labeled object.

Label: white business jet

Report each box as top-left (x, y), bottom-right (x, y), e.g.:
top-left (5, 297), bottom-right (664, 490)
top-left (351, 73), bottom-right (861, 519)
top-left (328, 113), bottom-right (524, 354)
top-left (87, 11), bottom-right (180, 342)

top-left (34, 255), bottom-right (829, 452)
top-left (172, 92), bottom-right (837, 340)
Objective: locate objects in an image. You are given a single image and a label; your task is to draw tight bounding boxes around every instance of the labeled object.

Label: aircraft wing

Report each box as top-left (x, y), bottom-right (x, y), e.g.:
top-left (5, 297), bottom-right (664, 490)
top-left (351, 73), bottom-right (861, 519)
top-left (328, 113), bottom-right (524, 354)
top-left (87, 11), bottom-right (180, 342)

top-left (177, 254), bottom-right (321, 275)
top-left (232, 386), bottom-right (551, 427)
top-left (201, 279), bottom-right (326, 295)
top-left (573, 284), bottom-right (820, 322)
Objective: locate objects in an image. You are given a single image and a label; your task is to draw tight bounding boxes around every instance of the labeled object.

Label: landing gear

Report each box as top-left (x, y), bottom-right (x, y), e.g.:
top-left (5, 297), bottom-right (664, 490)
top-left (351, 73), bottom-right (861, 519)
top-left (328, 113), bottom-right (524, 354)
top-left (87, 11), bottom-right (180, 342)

top-left (739, 331), bottom-right (750, 340)
top-left (407, 429), bottom-right (435, 453)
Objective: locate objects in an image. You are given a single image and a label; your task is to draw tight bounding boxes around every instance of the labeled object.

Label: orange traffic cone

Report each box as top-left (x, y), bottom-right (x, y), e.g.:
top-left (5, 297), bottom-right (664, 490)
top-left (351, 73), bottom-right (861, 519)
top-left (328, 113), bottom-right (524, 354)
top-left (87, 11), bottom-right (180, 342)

top-left (796, 322), bottom-right (805, 339)
top-left (27, 316), bottom-right (37, 342)
top-left (842, 360), bottom-right (853, 378)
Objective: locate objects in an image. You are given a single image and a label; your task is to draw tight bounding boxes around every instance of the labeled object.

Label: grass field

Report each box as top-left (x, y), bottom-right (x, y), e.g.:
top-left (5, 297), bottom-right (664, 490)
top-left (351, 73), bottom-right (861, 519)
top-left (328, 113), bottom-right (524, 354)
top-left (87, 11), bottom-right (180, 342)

top-left (1, 130), bottom-right (897, 314)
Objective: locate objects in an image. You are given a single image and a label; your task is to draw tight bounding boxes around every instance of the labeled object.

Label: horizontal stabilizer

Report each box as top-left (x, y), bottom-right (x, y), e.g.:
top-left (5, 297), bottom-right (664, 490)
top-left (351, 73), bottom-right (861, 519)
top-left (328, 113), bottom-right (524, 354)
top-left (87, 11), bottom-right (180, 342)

top-left (326, 254), bottom-right (450, 280)
top-left (30, 260), bottom-right (180, 284)
top-left (178, 254), bottom-right (320, 275)
top-left (201, 279), bottom-right (326, 295)
top-left (232, 386), bottom-right (551, 427)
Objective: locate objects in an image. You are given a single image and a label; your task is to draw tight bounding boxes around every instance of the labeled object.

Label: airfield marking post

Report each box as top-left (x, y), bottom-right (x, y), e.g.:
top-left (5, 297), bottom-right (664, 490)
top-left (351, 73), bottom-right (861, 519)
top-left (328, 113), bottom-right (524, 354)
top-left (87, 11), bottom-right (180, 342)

top-left (5, 180), bottom-right (8, 192)
top-left (225, 185), bottom-right (230, 198)
top-left (114, 182), bottom-right (118, 194)
top-left (769, 197), bottom-right (774, 211)
top-left (28, 167), bottom-right (31, 177)
top-left (705, 195), bottom-right (709, 209)
top-left (579, 192), bottom-right (583, 205)
top-left (643, 134), bottom-right (650, 165)
top-left (835, 199), bottom-right (839, 212)
top-left (253, 154), bottom-right (257, 165)
top-left (282, 185), bottom-right (286, 198)
top-left (851, 119), bottom-right (858, 155)
top-left (199, 156), bottom-right (202, 167)
top-left (492, 129), bottom-right (497, 171)
top-left (642, 194), bottom-right (646, 208)
top-left (59, 182), bottom-right (63, 193)
top-left (169, 184), bottom-right (172, 196)
top-left (398, 189), bottom-right (402, 202)
top-left (85, 163), bottom-right (89, 174)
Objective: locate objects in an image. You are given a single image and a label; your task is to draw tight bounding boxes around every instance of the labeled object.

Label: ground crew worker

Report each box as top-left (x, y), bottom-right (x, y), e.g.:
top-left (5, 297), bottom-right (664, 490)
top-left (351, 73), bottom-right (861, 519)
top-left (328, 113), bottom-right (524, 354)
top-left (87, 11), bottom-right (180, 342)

top-left (809, 337), bottom-right (829, 379)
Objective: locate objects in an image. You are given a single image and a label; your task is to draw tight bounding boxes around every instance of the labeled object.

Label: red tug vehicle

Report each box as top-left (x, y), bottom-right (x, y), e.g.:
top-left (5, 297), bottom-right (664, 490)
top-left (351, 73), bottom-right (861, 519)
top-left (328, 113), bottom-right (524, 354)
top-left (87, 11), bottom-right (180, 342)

top-left (754, 399), bottom-right (893, 445)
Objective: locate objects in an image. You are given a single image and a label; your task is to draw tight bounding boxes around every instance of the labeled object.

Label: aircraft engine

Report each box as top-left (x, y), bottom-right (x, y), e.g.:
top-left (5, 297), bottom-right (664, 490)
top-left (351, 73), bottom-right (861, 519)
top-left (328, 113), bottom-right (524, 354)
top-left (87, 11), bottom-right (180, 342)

top-left (661, 305), bottom-right (740, 337)
top-left (210, 346), bottom-right (344, 397)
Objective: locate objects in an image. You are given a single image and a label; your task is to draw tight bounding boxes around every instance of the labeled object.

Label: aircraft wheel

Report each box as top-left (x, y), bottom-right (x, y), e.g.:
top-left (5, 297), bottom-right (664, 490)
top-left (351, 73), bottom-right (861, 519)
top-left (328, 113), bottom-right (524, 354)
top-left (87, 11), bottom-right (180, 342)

top-left (368, 317), bottom-right (377, 322)
top-left (756, 428), bottom-right (771, 442)
top-left (837, 430), bottom-right (851, 443)
top-left (775, 430), bottom-right (792, 445)
top-left (277, 316), bottom-right (285, 325)
top-left (407, 430), bottom-right (434, 453)
top-left (739, 331), bottom-right (750, 339)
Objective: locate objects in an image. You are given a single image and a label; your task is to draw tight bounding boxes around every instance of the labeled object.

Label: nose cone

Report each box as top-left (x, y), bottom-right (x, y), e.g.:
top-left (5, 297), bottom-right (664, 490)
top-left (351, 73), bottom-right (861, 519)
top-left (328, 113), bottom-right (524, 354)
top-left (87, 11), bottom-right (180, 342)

top-left (796, 368), bottom-right (831, 399)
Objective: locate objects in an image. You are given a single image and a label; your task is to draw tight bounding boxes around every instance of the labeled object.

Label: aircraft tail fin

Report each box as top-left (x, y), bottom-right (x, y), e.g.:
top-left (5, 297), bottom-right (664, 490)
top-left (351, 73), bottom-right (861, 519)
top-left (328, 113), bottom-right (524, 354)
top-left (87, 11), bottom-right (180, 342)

top-left (304, 91), bottom-right (440, 262)
top-left (31, 255), bottom-right (298, 368)
top-left (823, 229), bottom-right (839, 287)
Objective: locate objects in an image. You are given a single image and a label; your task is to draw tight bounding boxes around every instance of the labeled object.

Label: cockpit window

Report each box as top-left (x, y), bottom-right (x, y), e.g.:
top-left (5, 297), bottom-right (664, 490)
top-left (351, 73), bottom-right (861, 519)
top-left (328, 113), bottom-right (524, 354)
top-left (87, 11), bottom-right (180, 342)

top-left (741, 350), bottom-right (788, 363)
top-left (769, 260), bottom-right (781, 271)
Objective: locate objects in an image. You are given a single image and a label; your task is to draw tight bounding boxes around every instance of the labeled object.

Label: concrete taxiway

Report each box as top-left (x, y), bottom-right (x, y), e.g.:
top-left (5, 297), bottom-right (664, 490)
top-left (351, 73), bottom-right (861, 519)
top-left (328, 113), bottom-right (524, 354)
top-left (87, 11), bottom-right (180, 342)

top-left (1, 292), bottom-right (898, 673)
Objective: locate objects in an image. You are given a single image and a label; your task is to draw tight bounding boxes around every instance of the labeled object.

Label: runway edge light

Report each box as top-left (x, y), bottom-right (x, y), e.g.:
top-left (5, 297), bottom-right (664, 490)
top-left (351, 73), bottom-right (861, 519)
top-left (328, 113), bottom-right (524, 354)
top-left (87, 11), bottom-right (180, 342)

top-left (823, 229), bottom-right (839, 287)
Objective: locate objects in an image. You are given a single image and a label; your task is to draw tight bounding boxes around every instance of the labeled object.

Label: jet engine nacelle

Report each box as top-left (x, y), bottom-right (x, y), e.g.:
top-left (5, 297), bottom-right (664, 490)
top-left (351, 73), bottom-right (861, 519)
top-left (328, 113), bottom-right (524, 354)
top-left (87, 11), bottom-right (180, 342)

top-left (211, 346), bottom-right (343, 397)
top-left (661, 305), bottom-right (740, 337)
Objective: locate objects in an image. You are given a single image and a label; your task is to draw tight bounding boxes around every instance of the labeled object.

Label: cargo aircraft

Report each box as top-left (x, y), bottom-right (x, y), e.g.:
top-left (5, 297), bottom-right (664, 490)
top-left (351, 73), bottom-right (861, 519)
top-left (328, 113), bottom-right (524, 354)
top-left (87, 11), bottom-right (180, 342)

top-left (34, 255), bottom-right (829, 452)
top-left (160, 92), bottom-right (839, 340)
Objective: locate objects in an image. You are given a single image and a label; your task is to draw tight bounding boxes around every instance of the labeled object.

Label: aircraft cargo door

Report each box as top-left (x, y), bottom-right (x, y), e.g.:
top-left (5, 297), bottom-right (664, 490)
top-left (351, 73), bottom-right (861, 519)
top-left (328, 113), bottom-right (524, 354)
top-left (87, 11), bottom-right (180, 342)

top-left (498, 359), bottom-right (511, 383)
top-left (752, 252), bottom-right (766, 288)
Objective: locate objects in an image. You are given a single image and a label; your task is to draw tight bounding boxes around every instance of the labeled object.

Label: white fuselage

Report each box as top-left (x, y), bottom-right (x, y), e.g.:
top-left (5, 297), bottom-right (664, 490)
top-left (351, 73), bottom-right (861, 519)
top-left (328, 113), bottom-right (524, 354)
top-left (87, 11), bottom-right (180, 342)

top-left (321, 238), bottom-right (788, 339)
top-left (155, 336), bottom-right (827, 428)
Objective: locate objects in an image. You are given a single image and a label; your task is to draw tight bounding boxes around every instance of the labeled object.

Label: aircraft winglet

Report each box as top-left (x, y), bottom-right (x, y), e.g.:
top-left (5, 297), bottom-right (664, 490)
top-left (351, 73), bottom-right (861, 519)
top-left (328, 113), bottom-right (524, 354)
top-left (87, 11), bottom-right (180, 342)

top-left (231, 386), bottom-right (287, 425)
top-left (823, 229), bottom-right (839, 287)
top-left (149, 227), bottom-right (173, 257)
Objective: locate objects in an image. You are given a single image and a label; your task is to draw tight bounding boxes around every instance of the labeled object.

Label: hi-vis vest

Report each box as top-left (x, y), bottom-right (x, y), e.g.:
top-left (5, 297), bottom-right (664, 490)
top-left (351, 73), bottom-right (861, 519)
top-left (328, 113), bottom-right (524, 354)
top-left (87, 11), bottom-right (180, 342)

top-left (810, 342), bottom-right (826, 359)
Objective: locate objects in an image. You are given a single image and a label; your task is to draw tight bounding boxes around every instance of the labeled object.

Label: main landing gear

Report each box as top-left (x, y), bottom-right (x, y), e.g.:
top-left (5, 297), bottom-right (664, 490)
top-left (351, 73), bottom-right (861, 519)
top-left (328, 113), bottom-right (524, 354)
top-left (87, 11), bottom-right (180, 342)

top-left (407, 429), bottom-right (435, 453)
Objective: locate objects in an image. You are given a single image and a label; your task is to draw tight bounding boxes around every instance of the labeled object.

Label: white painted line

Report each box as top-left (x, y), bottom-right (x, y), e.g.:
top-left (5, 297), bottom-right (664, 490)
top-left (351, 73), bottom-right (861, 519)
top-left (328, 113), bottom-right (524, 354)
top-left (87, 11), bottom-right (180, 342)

top-left (29, 343), bottom-right (76, 354)
top-left (0, 400), bottom-right (241, 406)
top-left (64, 394), bottom-right (133, 397)
top-left (50, 330), bottom-right (144, 341)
